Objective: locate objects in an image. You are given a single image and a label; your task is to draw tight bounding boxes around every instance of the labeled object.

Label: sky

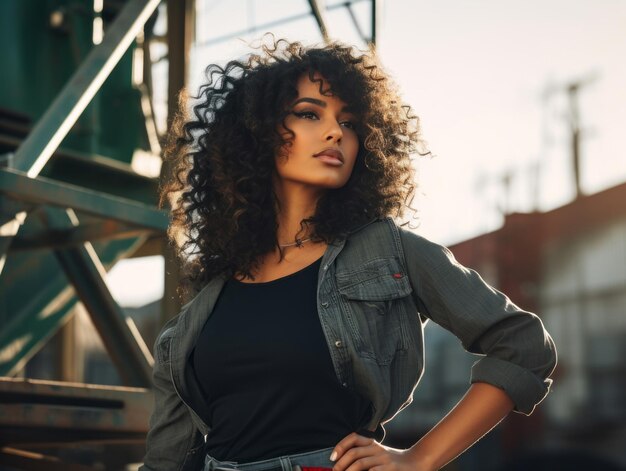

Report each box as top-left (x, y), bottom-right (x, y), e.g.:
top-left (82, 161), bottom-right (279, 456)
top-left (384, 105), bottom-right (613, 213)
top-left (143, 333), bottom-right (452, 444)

top-left (107, 0), bottom-right (626, 307)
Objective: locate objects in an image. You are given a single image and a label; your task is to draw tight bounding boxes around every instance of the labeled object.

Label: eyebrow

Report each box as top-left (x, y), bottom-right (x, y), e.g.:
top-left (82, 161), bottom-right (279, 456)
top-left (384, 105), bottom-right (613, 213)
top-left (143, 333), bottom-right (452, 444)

top-left (291, 97), bottom-right (353, 113)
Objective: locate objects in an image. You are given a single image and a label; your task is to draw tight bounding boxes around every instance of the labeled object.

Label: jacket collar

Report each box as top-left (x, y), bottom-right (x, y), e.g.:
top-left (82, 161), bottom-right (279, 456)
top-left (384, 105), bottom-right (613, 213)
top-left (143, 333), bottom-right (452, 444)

top-left (346, 217), bottom-right (380, 236)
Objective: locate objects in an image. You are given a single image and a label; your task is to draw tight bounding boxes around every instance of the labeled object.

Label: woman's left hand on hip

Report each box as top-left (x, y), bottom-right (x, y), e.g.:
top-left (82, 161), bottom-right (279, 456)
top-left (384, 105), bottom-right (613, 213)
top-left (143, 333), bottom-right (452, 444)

top-left (330, 432), bottom-right (435, 471)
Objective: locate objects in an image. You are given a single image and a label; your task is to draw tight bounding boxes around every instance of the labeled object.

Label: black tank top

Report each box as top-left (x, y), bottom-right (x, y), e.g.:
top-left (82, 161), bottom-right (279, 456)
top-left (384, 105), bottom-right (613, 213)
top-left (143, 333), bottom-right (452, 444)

top-left (191, 256), bottom-right (372, 462)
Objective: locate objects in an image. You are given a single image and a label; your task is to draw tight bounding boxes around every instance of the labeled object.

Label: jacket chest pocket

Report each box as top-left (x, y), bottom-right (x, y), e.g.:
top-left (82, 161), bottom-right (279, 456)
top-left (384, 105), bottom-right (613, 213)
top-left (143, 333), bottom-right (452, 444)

top-left (336, 257), bottom-right (413, 365)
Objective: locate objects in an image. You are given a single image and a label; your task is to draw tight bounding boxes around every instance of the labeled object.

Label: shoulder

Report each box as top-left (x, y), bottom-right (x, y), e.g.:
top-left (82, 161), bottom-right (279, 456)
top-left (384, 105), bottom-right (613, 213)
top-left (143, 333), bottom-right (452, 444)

top-left (154, 273), bottom-right (228, 357)
top-left (395, 223), bottom-right (461, 270)
top-left (345, 217), bottom-right (455, 267)
top-left (152, 281), bottom-right (211, 357)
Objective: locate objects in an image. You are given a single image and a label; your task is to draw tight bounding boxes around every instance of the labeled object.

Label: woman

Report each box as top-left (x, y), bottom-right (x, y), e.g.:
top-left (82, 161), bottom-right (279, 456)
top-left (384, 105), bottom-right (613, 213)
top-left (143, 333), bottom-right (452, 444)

top-left (141, 39), bottom-right (557, 471)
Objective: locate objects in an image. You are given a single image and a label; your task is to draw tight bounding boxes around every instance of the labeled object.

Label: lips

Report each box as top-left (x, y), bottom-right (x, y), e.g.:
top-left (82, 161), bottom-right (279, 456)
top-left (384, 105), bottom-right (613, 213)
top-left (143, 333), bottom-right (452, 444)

top-left (313, 148), bottom-right (344, 165)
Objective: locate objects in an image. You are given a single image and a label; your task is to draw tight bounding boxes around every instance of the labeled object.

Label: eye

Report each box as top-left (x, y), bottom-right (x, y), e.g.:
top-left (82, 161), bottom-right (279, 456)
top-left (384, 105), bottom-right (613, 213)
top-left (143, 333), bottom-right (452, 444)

top-left (292, 110), bottom-right (318, 120)
top-left (340, 120), bottom-right (356, 130)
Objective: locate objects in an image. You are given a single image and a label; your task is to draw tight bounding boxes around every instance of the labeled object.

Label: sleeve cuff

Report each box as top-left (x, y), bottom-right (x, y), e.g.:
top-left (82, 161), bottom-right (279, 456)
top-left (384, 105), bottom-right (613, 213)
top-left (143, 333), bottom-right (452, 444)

top-left (470, 356), bottom-right (553, 415)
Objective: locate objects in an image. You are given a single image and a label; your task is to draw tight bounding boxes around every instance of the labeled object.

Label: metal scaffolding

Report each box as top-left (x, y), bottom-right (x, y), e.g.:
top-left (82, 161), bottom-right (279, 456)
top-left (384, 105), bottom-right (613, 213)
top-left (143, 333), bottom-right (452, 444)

top-left (0, 0), bottom-right (380, 468)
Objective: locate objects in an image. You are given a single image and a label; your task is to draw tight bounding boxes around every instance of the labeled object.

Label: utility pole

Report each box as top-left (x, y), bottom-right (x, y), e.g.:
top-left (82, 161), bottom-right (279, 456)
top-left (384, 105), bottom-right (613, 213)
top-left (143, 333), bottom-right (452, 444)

top-left (567, 81), bottom-right (584, 199)
top-left (543, 73), bottom-right (598, 200)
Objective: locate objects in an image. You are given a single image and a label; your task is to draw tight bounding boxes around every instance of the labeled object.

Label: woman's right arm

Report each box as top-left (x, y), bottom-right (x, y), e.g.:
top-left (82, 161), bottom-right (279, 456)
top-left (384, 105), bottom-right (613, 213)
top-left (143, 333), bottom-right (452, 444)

top-left (397, 226), bottom-right (557, 416)
top-left (139, 319), bottom-right (206, 471)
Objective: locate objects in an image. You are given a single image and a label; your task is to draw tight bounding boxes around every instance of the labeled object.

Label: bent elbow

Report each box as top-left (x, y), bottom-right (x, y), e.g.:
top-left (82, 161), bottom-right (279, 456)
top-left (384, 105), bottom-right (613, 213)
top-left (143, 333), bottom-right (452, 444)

top-left (535, 330), bottom-right (558, 384)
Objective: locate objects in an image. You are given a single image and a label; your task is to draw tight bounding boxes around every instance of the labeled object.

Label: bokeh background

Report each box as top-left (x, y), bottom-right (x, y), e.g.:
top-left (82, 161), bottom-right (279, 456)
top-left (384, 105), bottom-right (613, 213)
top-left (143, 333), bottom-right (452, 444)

top-left (0, 1), bottom-right (624, 470)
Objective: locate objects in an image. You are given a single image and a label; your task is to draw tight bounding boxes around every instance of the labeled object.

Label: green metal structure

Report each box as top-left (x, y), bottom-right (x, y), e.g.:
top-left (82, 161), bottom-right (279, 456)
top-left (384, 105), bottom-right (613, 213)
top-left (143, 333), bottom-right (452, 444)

top-left (0, 0), bottom-right (164, 467)
top-left (0, 0), bottom-right (378, 467)
top-left (1, 0), bottom-right (165, 373)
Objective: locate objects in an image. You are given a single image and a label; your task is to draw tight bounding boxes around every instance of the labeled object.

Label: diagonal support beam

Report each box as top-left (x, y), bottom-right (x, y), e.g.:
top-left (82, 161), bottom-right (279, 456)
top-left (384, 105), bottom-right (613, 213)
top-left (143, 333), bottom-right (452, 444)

top-left (307, 0), bottom-right (330, 42)
top-left (0, 236), bottom-right (146, 378)
top-left (47, 208), bottom-right (154, 388)
top-left (345, 3), bottom-right (367, 44)
top-left (12, 0), bottom-right (162, 178)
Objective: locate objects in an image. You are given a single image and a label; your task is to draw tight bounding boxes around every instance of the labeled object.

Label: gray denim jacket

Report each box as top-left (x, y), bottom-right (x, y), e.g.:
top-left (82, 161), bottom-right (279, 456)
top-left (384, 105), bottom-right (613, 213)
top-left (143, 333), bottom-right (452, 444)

top-left (140, 218), bottom-right (557, 471)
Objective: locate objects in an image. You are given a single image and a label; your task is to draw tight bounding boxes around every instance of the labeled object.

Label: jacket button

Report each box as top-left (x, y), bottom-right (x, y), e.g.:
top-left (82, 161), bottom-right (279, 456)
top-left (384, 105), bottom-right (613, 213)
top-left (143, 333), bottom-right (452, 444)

top-left (321, 302), bottom-right (329, 308)
top-left (335, 340), bottom-right (342, 347)
top-left (342, 382), bottom-right (348, 387)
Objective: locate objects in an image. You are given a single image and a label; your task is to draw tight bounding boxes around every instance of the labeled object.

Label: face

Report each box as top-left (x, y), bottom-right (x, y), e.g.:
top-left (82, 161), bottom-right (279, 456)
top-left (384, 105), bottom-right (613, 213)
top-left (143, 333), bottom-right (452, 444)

top-left (275, 73), bottom-right (360, 192)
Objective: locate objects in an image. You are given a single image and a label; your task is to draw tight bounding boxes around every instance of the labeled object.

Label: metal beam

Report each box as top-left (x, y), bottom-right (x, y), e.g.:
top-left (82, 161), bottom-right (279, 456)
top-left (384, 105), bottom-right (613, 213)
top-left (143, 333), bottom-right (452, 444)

top-left (167, 0), bottom-right (194, 121)
top-left (10, 223), bottom-right (162, 252)
top-left (371, 0), bottom-right (381, 46)
top-left (161, 0), bottom-right (194, 324)
top-left (12, 0), bottom-right (162, 178)
top-left (47, 208), bottom-right (154, 388)
top-left (0, 236), bottom-right (146, 378)
top-left (345, 3), bottom-right (367, 44)
top-left (0, 200), bottom-right (29, 275)
top-left (195, 0), bottom-right (369, 49)
top-left (0, 133), bottom-right (162, 184)
top-left (307, 0), bottom-right (330, 42)
top-left (0, 168), bottom-right (168, 231)
top-left (0, 377), bottom-right (151, 442)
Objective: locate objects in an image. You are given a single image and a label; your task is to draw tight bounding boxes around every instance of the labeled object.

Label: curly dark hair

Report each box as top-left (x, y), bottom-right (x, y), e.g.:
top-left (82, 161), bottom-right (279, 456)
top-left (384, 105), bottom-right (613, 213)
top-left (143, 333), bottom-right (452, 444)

top-left (161, 37), bottom-right (428, 299)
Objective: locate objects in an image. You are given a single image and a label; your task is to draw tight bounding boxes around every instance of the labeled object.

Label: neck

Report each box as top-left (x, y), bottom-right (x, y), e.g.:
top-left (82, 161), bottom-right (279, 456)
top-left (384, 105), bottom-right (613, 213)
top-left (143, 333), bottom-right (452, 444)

top-left (273, 179), bottom-right (324, 245)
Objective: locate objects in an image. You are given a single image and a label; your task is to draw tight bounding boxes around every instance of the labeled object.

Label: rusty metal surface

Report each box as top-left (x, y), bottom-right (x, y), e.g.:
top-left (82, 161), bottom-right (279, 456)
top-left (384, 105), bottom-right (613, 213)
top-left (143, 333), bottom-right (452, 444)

top-left (0, 377), bottom-right (152, 446)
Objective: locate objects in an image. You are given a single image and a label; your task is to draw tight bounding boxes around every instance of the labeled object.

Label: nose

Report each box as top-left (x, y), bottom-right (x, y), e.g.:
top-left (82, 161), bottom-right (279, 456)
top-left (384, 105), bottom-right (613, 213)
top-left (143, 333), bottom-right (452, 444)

top-left (324, 120), bottom-right (343, 143)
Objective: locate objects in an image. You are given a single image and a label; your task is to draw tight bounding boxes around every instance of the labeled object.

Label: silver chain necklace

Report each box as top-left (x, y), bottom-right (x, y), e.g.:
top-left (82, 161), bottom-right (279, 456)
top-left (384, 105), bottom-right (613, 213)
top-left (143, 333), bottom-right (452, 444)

top-left (278, 237), bottom-right (312, 248)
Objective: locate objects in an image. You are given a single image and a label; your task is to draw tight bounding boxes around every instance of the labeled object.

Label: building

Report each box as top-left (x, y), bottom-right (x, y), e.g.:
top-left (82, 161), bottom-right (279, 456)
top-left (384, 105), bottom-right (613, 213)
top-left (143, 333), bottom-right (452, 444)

top-left (386, 182), bottom-right (626, 470)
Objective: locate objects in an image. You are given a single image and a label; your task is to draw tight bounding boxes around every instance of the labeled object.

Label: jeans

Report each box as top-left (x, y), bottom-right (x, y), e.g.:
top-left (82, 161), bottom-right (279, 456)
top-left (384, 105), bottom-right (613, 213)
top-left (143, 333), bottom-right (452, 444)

top-left (204, 446), bottom-right (336, 471)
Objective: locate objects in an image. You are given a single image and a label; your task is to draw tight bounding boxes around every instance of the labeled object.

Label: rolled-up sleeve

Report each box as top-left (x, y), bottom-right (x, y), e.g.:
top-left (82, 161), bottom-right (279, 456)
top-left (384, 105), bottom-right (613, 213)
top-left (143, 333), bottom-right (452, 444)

top-left (399, 227), bottom-right (557, 415)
